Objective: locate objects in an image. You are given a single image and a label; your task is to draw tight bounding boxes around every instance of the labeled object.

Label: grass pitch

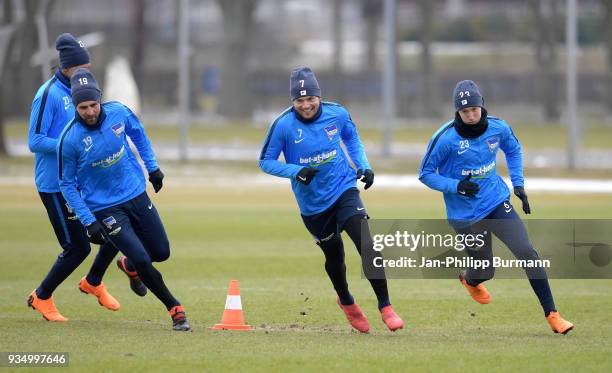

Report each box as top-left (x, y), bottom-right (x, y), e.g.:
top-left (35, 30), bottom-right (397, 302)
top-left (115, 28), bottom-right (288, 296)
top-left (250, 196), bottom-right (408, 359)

top-left (1, 182), bottom-right (611, 372)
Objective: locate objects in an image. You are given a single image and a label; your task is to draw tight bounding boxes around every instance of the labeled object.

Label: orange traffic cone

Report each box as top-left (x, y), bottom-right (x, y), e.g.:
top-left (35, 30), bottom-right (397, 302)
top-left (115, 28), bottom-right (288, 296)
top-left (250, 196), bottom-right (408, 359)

top-left (211, 280), bottom-right (252, 330)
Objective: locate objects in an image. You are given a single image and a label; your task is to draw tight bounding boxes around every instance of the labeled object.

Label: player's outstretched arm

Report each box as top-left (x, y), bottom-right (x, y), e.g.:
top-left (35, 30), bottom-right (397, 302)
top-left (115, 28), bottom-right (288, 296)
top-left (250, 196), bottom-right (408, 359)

top-left (123, 105), bottom-right (159, 173)
top-left (340, 110), bottom-right (374, 190)
top-left (500, 122), bottom-right (524, 189)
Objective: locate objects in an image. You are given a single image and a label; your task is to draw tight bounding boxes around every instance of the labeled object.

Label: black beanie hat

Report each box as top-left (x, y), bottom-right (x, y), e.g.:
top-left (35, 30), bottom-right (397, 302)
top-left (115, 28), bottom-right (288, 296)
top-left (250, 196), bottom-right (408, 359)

top-left (55, 33), bottom-right (90, 69)
top-left (290, 67), bottom-right (321, 101)
top-left (453, 80), bottom-right (485, 111)
top-left (71, 68), bottom-right (101, 105)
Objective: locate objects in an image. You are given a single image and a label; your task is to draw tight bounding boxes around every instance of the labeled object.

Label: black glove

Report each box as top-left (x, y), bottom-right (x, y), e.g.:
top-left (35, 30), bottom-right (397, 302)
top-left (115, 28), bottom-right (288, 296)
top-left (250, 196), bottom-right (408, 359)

top-left (296, 167), bottom-right (319, 185)
top-left (148, 169), bottom-right (164, 193)
top-left (457, 174), bottom-right (479, 197)
top-left (86, 221), bottom-right (107, 245)
top-left (514, 186), bottom-right (531, 214)
top-left (356, 169), bottom-right (374, 190)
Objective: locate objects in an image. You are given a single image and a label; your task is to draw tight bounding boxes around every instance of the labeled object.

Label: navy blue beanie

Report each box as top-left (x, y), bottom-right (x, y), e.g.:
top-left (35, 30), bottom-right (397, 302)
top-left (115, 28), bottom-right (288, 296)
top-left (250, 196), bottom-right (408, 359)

top-left (70, 68), bottom-right (101, 105)
top-left (290, 67), bottom-right (321, 101)
top-left (453, 80), bottom-right (485, 111)
top-left (55, 33), bottom-right (90, 69)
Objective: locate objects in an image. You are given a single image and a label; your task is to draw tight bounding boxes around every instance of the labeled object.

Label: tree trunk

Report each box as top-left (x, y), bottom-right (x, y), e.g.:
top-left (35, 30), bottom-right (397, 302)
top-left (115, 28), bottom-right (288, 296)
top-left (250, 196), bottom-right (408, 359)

top-left (0, 0), bottom-right (55, 156)
top-left (0, 0), bottom-right (17, 156)
top-left (532, 0), bottom-right (560, 121)
top-left (131, 0), bottom-right (146, 87)
top-left (418, 0), bottom-right (438, 117)
top-left (603, 0), bottom-right (612, 116)
top-left (14, 0), bottom-right (41, 114)
top-left (362, 0), bottom-right (382, 71)
top-left (216, 0), bottom-right (257, 119)
top-left (0, 24), bottom-right (13, 156)
top-left (332, 0), bottom-right (343, 102)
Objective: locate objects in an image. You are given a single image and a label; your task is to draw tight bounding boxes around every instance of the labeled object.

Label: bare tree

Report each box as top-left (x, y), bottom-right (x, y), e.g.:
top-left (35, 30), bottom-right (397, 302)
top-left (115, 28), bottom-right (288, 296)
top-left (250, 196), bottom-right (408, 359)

top-left (131, 0), bottom-right (146, 87)
top-left (417, 0), bottom-right (438, 117)
top-left (0, 0), bottom-right (55, 156)
top-left (14, 1), bottom-right (42, 114)
top-left (532, 0), bottom-right (560, 121)
top-left (603, 0), bottom-right (612, 116)
top-left (332, 0), bottom-right (343, 102)
top-left (216, 0), bottom-right (258, 119)
top-left (362, 0), bottom-right (382, 71)
top-left (0, 0), bottom-right (16, 155)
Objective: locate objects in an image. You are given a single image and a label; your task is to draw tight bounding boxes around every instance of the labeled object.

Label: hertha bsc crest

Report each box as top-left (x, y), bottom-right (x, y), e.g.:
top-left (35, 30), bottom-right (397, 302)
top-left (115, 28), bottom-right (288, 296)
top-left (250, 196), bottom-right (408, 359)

top-left (324, 123), bottom-right (338, 141)
top-left (102, 216), bottom-right (122, 235)
top-left (486, 136), bottom-right (500, 153)
top-left (111, 123), bottom-right (125, 138)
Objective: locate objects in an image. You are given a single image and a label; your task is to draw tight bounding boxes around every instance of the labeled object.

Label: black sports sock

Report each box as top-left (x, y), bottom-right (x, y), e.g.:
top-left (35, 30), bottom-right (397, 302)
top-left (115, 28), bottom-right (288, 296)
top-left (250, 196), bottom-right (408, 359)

top-left (86, 242), bottom-right (118, 286)
top-left (344, 215), bottom-right (391, 310)
top-left (131, 261), bottom-right (180, 310)
top-left (465, 276), bottom-right (484, 287)
top-left (528, 278), bottom-right (556, 316)
top-left (319, 238), bottom-right (354, 305)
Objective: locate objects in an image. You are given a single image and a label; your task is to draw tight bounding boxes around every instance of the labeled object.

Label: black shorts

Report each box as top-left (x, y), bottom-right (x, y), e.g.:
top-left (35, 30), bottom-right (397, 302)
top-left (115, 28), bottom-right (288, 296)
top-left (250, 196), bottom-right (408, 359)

top-left (301, 187), bottom-right (367, 243)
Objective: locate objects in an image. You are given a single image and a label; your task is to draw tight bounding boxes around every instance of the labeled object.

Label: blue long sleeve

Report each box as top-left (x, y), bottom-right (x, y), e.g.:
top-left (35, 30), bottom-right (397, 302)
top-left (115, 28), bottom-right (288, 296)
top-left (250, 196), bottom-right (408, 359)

top-left (29, 75), bottom-right (77, 192)
top-left (419, 137), bottom-right (459, 194)
top-left (500, 126), bottom-right (524, 187)
top-left (28, 95), bottom-right (59, 154)
top-left (57, 131), bottom-right (97, 226)
top-left (419, 117), bottom-right (518, 224)
top-left (259, 121), bottom-right (302, 179)
top-left (123, 106), bottom-right (158, 173)
top-left (259, 102), bottom-right (362, 215)
top-left (340, 112), bottom-right (370, 170)
top-left (57, 102), bottom-right (150, 218)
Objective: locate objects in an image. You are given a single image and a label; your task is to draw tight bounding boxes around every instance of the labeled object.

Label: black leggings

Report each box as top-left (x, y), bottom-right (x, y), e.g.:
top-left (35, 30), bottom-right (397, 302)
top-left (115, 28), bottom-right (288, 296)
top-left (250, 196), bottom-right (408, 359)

top-left (36, 192), bottom-right (116, 299)
top-left (457, 201), bottom-right (556, 315)
top-left (319, 215), bottom-right (391, 309)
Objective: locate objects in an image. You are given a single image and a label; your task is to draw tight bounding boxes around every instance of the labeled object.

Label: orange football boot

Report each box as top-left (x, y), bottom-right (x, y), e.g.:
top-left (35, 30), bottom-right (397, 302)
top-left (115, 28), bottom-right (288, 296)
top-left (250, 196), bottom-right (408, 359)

top-left (78, 277), bottom-right (120, 311)
top-left (337, 299), bottom-right (370, 333)
top-left (27, 290), bottom-right (68, 322)
top-left (380, 305), bottom-right (404, 331)
top-left (459, 271), bottom-right (491, 304)
top-left (546, 311), bottom-right (574, 334)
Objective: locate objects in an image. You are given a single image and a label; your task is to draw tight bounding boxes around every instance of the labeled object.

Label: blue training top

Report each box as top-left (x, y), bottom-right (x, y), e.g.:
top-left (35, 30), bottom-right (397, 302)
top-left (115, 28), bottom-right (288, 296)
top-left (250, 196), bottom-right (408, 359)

top-left (57, 101), bottom-right (158, 226)
top-left (28, 70), bottom-right (76, 193)
top-left (259, 101), bottom-right (370, 216)
top-left (418, 115), bottom-right (524, 227)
